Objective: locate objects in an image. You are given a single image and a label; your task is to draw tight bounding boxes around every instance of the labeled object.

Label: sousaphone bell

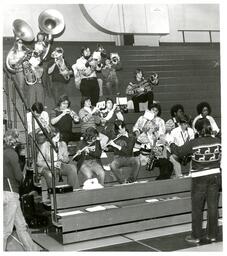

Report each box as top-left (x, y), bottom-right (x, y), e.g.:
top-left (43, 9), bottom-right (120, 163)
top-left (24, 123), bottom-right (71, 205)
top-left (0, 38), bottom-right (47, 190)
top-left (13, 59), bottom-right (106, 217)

top-left (38, 9), bottom-right (65, 36)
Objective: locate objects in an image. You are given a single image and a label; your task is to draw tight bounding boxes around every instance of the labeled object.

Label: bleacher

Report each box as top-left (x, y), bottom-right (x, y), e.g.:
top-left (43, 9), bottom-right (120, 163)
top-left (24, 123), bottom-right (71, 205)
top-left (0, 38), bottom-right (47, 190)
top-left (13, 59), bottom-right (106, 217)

top-left (3, 41), bottom-right (221, 245)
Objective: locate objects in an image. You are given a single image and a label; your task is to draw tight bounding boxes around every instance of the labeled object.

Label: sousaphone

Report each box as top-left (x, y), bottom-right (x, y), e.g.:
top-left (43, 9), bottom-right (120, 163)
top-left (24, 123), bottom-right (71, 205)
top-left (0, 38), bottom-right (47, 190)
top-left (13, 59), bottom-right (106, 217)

top-left (6, 19), bottom-right (34, 73)
top-left (38, 9), bottom-right (65, 60)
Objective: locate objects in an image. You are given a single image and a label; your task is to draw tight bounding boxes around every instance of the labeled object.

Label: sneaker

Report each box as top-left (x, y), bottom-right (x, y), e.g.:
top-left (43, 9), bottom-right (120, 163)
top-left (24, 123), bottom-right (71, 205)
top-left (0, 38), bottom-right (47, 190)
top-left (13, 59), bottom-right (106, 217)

top-left (185, 235), bottom-right (200, 244)
top-left (206, 237), bottom-right (217, 243)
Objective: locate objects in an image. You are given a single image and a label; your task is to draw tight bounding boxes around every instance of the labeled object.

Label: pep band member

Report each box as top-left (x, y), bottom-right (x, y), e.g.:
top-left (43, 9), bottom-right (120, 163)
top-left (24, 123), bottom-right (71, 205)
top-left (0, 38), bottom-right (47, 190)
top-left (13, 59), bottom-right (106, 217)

top-left (192, 102), bottom-right (220, 137)
top-left (48, 47), bottom-right (73, 104)
top-left (169, 118), bottom-right (221, 244)
top-left (51, 94), bottom-right (80, 144)
top-left (37, 131), bottom-right (79, 192)
top-left (3, 129), bottom-right (38, 251)
top-left (6, 39), bottom-right (28, 100)
top-left (72, 46), bottom-right (100, 106)
top-left (126, 69), bottom-right (158, 113)
top-left (165, 104), bottom-right (185, 133)
top-left (75, 127), bottom-right (105, 185)
top-left (108, 120), bottom-right (140, 184)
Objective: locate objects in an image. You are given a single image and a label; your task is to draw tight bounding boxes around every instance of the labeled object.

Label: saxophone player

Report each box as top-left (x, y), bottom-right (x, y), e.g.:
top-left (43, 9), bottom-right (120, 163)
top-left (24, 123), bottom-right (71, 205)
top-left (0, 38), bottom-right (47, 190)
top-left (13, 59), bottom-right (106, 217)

top-left (126, 69), bottom-right (159, 112)
top-left (133, 105), bottom-right (173, 180)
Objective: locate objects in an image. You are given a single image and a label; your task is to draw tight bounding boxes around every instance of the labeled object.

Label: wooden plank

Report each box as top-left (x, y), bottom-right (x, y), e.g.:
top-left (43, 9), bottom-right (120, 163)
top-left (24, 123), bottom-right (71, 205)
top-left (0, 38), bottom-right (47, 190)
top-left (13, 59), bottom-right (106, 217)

top-left (61, 209), bottom-right (222, 244)
top-left (61, 197), bottom-right (191, 232)
top-left (62, 213), bottom-right (192, 244)
top-left (53, 178), bottom-right (191, 210)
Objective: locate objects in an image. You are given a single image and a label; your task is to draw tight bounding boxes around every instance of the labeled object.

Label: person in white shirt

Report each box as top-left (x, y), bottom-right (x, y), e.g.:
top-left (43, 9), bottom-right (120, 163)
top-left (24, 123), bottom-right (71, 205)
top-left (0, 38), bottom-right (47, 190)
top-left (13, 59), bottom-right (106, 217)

top-left (168, 114), bottom-right (195, 178)
top-left (192, 102), bottom-right (220, 136)
top-left (72, 47), bottom-right (100, 106)
top-left (26, 102), bottom-right (50, 144)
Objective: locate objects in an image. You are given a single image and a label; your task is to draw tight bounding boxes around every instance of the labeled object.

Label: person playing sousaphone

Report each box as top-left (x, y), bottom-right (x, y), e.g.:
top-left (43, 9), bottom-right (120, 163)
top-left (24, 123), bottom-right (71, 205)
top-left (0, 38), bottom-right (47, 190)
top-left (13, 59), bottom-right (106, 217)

top-left (126, 68), bottom-right (159, 113)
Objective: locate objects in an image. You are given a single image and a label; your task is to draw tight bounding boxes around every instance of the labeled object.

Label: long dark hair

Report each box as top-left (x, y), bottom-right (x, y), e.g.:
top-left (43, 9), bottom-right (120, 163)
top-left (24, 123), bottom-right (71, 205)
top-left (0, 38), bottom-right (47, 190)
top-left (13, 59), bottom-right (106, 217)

top-left (195, 118), bottom-right (212, 136)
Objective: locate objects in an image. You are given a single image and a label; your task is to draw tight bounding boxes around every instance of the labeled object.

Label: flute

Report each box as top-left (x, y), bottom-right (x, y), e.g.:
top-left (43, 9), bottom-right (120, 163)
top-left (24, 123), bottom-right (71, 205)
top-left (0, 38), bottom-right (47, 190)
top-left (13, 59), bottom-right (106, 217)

top-left (72, 139), bottom-right (98, 160)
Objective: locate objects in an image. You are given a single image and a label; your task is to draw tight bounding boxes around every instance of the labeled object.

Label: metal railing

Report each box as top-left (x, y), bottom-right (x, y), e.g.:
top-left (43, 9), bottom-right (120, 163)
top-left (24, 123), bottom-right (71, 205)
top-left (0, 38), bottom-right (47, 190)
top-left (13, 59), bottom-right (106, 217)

top-left (3, 67), bottom-right (59, 222)
top-left (178, 29), bottom-right (220, 43)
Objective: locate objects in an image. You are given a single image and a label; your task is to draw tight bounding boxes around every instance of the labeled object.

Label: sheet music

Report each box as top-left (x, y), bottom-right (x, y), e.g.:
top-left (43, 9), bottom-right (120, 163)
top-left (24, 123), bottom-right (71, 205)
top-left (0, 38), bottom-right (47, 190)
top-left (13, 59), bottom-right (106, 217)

top-left (57, 210), bottom-right (84, 217)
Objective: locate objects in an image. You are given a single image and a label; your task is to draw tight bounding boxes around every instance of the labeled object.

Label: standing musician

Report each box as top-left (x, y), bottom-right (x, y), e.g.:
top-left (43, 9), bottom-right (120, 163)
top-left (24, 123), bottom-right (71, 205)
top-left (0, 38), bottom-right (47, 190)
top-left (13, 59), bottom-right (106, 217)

top-left (72, 46), bottom-right (100, 106)
top-left (73, 127), bottom-right (105, 186)
top-left (6, 39), bottom-right (29, 100)
top-left (107, 120), bottom-right (140, 184)
top-left (48, 47), bottom-right (73, 104)
top-left (126, 68), bottom-right (159, 112)
top-left (101, 53), bottom-right (122, 96)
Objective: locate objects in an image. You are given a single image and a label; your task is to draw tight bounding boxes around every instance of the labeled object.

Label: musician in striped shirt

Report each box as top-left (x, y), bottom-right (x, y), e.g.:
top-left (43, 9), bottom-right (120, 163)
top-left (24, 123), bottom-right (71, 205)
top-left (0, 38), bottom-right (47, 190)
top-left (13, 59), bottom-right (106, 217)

top-left (126, 69), bottom-right (158, 113)
top-left (169, 117), bottom-right (221, 244)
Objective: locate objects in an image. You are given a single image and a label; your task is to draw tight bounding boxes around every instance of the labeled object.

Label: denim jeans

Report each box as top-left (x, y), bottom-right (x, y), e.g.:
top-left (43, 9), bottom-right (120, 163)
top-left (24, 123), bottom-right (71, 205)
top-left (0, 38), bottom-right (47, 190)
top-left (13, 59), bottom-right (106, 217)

top-left (191, 173), bottom-right (221, 240)
top-left (3, 191), bottom-right (38, 251)
top-left (110, 156), bottom-right (140, 183)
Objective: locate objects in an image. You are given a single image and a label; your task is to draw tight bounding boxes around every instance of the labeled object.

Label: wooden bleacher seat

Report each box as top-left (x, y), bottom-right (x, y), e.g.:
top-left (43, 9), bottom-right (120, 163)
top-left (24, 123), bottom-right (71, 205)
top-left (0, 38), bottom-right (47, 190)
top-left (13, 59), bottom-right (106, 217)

top-left (48, 177), bottom-right (222, 244)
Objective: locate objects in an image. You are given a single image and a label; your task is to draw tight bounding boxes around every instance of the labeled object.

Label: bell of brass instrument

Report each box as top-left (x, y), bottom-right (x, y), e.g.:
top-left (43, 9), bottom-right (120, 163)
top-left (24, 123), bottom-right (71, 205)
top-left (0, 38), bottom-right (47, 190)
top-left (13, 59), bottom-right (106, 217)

top-left (38, 9), bottom-right (65, 36)
top-left (6, 19), bottom-right (34, 73)
top-left (13, 19), bottom-right (35, 42)
top-left (38, 9), bottom-right (65, 61)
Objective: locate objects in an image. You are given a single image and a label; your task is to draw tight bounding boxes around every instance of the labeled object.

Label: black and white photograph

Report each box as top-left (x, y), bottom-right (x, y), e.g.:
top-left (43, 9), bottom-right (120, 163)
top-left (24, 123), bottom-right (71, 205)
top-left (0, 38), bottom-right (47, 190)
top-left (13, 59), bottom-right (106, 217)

top-left (1, 0), bottom-right (225, 253)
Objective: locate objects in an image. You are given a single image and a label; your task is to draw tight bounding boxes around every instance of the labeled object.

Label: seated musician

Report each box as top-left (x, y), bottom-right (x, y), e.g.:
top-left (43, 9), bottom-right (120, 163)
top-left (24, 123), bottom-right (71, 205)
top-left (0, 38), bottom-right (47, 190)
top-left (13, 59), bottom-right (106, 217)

top-left (168, 114), bottom-right (195, 178)
top-left (27, 102), bottom-right (50, 145)
top-left (126, 69), bottom-right (159, 112)
top-left (108, 120), bottom-right (140, 184)
top-left (74, 127), bottom-right (105, 186)
top-left (165, 104), bottom-right (185, 133)
top-left (37, 130), bottom-right (79, 195)
top-left (51, 94), bottom-right (80, 144)
top-left (79, 96), bottom-right (108, 148)
top-left (99, 98), bottom-right (124, 139)
top-left (133, 105), bottom-right (173, 180)
top-left (192, 101), bottom-right (220, 137)
top-left (133, 103), bottom-right (166, 140)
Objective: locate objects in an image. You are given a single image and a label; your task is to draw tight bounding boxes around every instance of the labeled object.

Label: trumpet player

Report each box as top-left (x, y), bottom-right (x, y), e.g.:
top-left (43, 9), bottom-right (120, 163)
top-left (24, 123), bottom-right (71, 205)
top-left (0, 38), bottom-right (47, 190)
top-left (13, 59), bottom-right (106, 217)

top-left (51, 94), bottom-right (80, 144)
top-left (72, 46), bottom-right (100, 106)
top-left (126, 69), bottom-right (159, 113)
top-left (101, 56), bottom-right (121, 96)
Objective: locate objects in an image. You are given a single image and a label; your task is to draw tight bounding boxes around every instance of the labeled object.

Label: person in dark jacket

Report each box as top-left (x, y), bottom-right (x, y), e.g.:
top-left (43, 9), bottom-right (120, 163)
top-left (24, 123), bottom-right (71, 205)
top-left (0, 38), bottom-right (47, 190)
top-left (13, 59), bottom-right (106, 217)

top-left (108, 120), bottom-right (140, 183)
top-left (169, 118), bottom-right (221, 244)
top-left (3, 129), bottom-right (38, 251)
top-left (74, 127), bottom-right (105, 185)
